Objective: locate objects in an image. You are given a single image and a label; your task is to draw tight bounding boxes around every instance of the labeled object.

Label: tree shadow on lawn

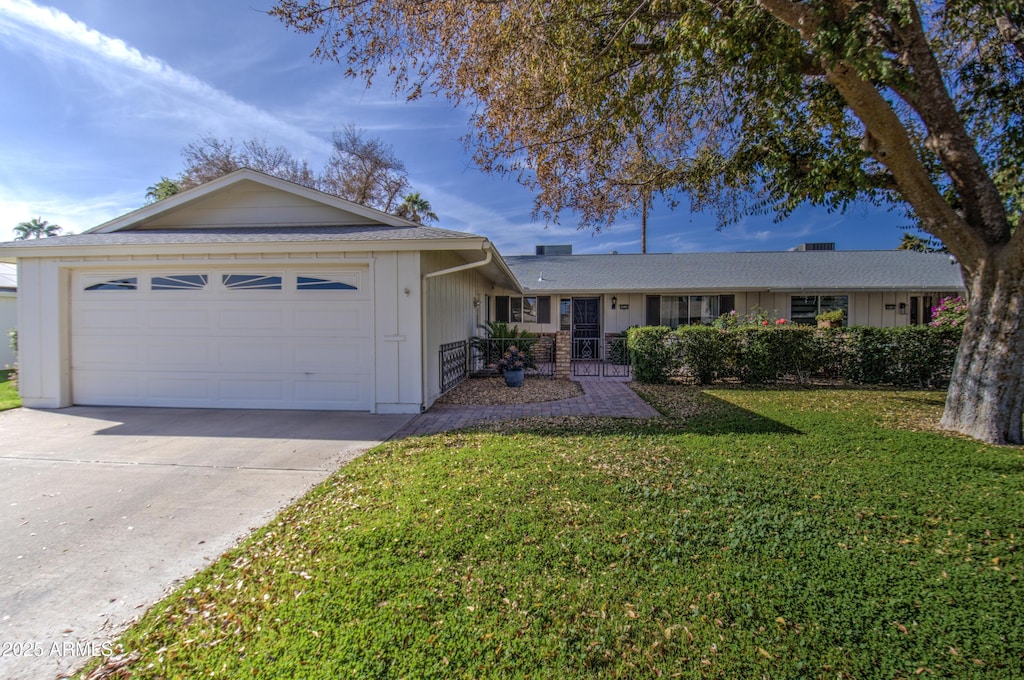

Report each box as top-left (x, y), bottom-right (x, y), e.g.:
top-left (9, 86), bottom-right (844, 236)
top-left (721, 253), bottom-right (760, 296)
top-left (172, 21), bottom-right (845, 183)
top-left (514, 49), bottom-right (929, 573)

top-left (625, 384), bottom-right (801, 437)
top-left (650, 390), bottom-right (802, 436)
top-left (484, 388), bottom-right (802, 438)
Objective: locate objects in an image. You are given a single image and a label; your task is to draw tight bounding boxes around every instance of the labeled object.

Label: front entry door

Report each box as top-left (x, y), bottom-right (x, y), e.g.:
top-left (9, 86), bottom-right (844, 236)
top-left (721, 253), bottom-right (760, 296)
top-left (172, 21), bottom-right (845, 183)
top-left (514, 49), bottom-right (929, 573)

top-left (572, 297), bottom-right (601, 359)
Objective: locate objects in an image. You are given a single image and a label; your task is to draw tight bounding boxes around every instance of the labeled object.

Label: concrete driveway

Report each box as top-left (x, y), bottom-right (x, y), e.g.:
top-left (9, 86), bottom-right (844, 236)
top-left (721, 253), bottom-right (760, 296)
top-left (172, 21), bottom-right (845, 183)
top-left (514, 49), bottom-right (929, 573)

top-left (0, 406), bottom-right (411, 680)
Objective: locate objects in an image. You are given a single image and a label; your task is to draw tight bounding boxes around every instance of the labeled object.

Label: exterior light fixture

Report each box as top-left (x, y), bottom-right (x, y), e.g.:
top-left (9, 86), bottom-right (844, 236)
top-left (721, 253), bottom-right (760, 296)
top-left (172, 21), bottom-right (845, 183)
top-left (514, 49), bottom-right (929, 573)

top-left (611, 296), bottom-right (617, 310)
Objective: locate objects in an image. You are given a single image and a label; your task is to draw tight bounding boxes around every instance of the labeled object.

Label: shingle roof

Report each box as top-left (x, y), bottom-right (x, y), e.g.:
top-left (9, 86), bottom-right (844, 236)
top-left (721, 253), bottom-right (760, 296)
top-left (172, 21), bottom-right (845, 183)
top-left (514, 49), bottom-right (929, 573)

top-left (0, 225), bottom-right (478, 249)
top-left (507, 251), bottom-right (964, 292)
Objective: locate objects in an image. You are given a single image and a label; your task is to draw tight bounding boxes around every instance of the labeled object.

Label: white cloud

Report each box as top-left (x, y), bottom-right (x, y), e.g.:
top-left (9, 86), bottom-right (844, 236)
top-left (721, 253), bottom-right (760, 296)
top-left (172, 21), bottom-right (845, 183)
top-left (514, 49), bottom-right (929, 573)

top-left (0, 183), bottom-right (137, 239)
top-left (0, 0), bottom-right (332, 159)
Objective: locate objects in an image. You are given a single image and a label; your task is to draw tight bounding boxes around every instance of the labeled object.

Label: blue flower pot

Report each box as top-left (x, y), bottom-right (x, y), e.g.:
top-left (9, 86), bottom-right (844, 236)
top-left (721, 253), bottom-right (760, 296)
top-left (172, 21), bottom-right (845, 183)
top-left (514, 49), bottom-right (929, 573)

top-left (503, 368), bottom-right (525, 387)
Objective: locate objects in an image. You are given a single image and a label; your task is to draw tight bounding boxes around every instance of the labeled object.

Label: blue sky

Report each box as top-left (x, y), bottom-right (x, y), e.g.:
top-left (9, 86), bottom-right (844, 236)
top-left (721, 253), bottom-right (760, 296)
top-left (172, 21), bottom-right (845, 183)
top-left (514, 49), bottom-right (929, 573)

top-left (0, 0), bottom-right (914, 255)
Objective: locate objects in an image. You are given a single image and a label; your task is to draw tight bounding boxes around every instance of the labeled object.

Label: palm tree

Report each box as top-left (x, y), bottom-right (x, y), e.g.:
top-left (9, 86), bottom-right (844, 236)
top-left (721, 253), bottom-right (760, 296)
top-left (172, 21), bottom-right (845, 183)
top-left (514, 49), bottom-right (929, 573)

top-left (14, 217), bottom-right (62, 240)
top-left (145, 177), bottom-right (182, 203)
top-left (395, 192), bottom-right (438, 224)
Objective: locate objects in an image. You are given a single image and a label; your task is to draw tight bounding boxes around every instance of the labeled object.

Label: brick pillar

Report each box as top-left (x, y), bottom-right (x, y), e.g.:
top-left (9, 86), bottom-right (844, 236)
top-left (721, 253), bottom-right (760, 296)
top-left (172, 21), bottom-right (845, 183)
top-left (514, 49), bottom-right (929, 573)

top-left (555, 330), bottom-right (571, 379)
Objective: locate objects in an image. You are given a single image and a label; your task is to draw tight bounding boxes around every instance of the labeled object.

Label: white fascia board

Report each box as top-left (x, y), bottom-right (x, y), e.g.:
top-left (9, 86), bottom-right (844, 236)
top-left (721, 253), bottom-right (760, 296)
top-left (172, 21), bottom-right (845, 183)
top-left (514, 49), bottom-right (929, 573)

top-left (89, 169), bottom-right (419, 233)
top-left (0, 236), bottom-right (491, 261)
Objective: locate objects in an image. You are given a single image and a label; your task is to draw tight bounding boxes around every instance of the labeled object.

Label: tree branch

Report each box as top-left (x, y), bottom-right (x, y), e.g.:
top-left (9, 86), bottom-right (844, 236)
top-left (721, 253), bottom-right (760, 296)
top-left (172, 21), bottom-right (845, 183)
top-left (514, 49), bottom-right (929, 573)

top-left (824, 61), bottom-right (982, 266)
top-left (996, 15), bottom-right (1024, 60)
top-left (755, 0), bottom-right (819, 39)
top-left (889, 2), bottom-right (1011, 246)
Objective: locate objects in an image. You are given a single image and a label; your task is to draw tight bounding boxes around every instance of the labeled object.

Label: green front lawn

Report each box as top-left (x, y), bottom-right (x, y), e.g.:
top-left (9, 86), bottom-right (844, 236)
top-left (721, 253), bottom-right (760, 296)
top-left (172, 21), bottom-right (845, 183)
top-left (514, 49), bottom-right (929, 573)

top-left (0, 369), bottom-right (19, 410)
top-left (86, 388), bottom-right (1022, 678)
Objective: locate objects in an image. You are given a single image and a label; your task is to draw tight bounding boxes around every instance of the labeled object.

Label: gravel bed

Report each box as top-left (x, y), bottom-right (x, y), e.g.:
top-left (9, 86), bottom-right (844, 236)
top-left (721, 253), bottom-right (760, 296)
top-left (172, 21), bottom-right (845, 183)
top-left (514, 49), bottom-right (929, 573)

top-left (437, 376), bottom-right (583, 405)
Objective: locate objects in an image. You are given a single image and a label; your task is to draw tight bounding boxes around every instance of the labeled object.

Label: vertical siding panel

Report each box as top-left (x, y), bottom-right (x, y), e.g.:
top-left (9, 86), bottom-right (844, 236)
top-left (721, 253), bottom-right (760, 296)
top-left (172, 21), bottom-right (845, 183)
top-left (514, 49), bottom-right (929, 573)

top-left (421, 251), bottom-right (487, 407)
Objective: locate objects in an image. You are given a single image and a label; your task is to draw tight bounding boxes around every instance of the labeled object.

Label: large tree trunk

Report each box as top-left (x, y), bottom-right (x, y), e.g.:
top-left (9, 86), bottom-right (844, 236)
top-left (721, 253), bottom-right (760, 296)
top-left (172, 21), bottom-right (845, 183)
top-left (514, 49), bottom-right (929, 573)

top-left (940, 253), bottom-right (1024, 444)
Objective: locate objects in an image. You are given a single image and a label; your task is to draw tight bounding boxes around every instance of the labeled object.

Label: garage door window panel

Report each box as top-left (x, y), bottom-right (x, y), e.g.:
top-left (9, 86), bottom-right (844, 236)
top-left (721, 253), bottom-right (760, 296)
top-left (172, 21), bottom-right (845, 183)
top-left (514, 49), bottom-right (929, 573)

top-left (152, 274), bottom-right (208, 291)
top-left (297, 276), bottom-right (357, 291)
top-left (223, 274), bottom-right (282, 290)
top-left (84, 277), bottom-right (138, 291)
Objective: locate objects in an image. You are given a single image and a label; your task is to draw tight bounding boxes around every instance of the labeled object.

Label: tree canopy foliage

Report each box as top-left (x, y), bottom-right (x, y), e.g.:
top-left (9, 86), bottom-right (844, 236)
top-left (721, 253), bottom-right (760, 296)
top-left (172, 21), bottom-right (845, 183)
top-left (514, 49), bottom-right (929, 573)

top-left (396, 192), bottom-right (439, 224)
top-left (14, 217), bottom-right (61, 240)
top-left (272, 0), bottom-right (1024, 443)
top-left (271, 0), bottom-right (1021, 240)
top-left (155, 129), bottom-right (420, 215)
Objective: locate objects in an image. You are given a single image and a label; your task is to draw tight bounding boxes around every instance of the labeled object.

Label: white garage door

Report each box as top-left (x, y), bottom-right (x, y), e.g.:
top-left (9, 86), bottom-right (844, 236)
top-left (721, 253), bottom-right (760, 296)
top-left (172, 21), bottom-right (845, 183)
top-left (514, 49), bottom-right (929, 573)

top-left (71, 268), bottom-right (373, 410)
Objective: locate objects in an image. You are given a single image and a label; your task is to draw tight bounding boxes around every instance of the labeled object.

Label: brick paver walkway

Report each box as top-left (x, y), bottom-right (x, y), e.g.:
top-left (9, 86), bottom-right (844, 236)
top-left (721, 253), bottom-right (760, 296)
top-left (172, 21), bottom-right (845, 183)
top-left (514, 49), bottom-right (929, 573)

top-left (393, 377), bottom-right (660, 438)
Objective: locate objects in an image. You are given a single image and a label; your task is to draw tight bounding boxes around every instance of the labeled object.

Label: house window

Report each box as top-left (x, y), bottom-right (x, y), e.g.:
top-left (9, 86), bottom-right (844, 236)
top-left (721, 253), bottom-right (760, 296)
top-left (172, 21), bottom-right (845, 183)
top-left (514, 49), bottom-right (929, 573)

top-left (296, 276), bottom-right (357, 290)
top-left (495, 296), bottom-right (551, 324)
top-left (559, 299), bottom-right (571, 331)
top-left (790, 295), bottom-right (849, 325)
top-left (85, 277), bottom-right (137, 291)
top-left (152, 274), bottom-right (208, 291)
top-left (645, 295), bottom-right (725, 328)
top-left (222, 274), bottom-right (282, 290)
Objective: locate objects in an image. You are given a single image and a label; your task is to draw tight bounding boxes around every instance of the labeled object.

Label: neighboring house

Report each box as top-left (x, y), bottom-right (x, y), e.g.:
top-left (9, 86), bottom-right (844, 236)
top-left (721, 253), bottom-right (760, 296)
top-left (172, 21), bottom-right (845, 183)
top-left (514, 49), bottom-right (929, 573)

top-left (493, 247), bottom-right (963, 355)
top-left (0, 169), bottom-right (964, 413)
top-left (0, 263), bottom-right (15, 368)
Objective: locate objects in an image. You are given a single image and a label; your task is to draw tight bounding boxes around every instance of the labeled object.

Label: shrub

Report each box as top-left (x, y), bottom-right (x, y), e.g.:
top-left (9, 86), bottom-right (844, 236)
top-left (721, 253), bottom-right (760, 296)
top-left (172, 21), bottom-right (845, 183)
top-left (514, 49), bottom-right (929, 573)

top-left (929, 295), bottom-right (968, 327)
top-left (816, 308), bottom-right (845, 325)
top-left (845, 326), bottom-right (895, 384)
top-left (629, 323), bottom-right (961, 387)
top-left (814, 327), bottom-right (851, 381)
top-left (627, 326), bottom-right (676, 383)
top-left (471, 321), bottom-right (537, 369)
top-left (673, 326), bottom-right (729, 384)
top-left (876, 325), bottom-right (962, 387)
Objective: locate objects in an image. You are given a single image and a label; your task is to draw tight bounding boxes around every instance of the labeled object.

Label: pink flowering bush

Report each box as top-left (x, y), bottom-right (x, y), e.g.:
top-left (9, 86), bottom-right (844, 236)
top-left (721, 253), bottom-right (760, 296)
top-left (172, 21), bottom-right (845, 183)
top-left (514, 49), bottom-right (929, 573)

top-left (929, 296), bottom-right (968, 328)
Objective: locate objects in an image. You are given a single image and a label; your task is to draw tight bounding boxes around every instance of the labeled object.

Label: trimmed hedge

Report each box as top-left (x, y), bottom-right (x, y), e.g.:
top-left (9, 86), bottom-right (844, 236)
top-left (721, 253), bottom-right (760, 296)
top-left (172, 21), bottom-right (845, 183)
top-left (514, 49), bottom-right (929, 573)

top-left (626, 326), bottom-right (674, 383)
top-left (628, 324), bottom-right (963, 387)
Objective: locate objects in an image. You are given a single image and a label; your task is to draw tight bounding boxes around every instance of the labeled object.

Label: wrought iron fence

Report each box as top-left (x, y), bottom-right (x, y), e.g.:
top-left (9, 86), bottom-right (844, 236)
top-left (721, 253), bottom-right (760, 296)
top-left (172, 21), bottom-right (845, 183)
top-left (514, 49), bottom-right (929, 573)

top-left (603, 335), bottom-right (632, 377)
top-left (439, 340), bottom-right (468, 394)
top-left (571, 337), bottom-right (602, 376)
top-left (470, 335), bottom-right (556, 377)
top-left (571, 336), bottom-right (632, 377)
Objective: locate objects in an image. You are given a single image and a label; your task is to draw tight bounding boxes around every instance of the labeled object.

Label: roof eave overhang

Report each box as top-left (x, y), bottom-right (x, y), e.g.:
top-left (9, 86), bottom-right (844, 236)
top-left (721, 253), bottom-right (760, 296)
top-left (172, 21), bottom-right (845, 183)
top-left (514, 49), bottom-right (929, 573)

top-left (0, 236), bottom-right (491, 262)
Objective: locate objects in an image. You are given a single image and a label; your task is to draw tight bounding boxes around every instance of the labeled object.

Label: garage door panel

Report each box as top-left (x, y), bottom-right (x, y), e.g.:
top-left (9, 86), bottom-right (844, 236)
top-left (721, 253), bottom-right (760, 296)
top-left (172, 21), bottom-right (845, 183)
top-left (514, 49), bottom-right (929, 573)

top-left (76, 307), bottom-right (142, 330)
top-left (73, 371), bottom-right (142, 403)
top-left (218, 379), bottom-right (288, 402)
top-left (74, 339), bottom-right (142, 367)
top-left (148, 376), bottom-right (214, 401)
top-left (146, 342), bottom-right (213, 368)
top-left (218, 342), bottom-right (287, 368)
top-left (293, 306), bottom-right (367, 332)
top-left (294, 342), bottom-right (370, 371)
top-left (71, 268), bottom-right (373, 410)
top-left (219, 308), bottom-right (286, 331)
top-left (148, 308), bottom-right (211, 330)
top-left (295, 379), bottom-right (365, 407)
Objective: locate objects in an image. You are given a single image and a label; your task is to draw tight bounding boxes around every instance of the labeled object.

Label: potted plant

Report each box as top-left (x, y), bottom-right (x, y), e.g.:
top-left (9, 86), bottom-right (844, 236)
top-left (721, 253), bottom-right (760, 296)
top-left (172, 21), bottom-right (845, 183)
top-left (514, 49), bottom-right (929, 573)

top-left (816, 308), bottom-right (845, 328)
top-left (499, 345), bottom-right (526, 387)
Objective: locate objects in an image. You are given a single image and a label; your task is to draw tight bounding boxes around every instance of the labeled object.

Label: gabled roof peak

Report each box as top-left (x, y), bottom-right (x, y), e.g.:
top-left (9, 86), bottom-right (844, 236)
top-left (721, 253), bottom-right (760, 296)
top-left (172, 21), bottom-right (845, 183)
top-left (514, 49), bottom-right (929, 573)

top-left (89, 168), bottom-right (421, 234)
